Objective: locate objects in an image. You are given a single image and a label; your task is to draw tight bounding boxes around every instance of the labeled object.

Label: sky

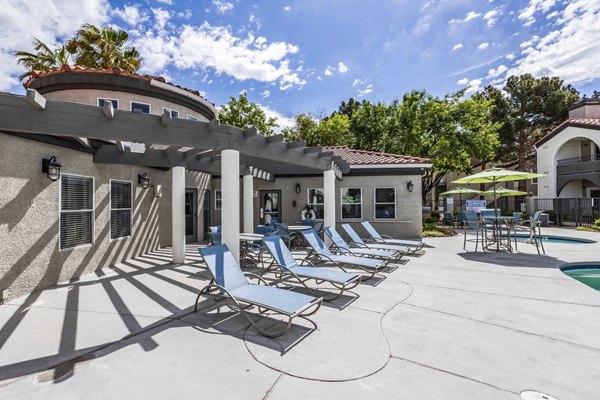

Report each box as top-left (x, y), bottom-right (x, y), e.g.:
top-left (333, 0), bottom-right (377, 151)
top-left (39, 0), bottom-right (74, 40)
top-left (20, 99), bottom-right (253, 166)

top-left (1, 0), bottom-right (599, 130)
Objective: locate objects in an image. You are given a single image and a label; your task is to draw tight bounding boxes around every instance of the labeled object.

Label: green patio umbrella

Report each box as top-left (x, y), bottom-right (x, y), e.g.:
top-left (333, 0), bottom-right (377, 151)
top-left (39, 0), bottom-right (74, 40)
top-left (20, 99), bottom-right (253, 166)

top-left (452, 168), bottom-right (542, 210)
top-left (482, 187), bottom-right (528, 197)
top-left (440, 187), bottom-right (482, 211)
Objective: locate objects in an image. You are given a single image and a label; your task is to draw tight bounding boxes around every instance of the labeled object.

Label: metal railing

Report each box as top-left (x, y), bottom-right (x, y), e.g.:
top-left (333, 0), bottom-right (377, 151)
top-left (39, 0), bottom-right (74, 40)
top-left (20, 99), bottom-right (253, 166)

top-left (534, 198), bottom-right (600, 227)
top-left (556, 154), bottom-right (600, 166)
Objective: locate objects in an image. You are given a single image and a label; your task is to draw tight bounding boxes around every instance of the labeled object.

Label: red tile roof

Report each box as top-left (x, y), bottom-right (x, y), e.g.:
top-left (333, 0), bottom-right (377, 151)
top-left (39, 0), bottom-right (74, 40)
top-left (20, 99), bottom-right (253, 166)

top-left (23, 65), bottom-right (210, 102)
top-left (325, 146), bottom-right (430, 166)
top-left (536, 118), bottom-right (600, 146)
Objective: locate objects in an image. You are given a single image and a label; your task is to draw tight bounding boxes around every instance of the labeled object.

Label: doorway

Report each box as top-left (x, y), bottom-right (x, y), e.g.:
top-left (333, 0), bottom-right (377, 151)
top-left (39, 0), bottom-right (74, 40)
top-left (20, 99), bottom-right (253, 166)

top-left (185, 189), bottom-right (197, 243)
top-left (202, 189), bottom-right (210, 241)
top-left (260, 190), bottom-right (281, 224)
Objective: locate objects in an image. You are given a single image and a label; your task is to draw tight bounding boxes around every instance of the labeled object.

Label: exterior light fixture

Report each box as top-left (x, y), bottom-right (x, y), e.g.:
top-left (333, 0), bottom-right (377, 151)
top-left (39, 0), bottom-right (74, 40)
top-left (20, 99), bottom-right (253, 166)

top-left (42, 156), bottom-right (62, 181)
top-left (138, 173), bottom-right (150, 189)
top-left (407, 181), bottom-right (414, 193)
top-left (295, 183), bottom-right (301, 193)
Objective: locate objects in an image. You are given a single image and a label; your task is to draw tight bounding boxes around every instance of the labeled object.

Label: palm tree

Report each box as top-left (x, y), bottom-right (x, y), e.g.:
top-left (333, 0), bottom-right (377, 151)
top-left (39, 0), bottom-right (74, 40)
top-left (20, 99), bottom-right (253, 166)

top-left (66, 24), bottom-right (141, 73)
top-left (15, 39), bottom-right (70, 80)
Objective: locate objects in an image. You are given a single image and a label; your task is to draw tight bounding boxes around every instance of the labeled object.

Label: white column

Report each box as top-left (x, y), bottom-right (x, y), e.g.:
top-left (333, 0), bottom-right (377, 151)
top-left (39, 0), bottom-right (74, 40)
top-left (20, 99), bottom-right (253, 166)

top-left (221, 149), bottom-right (240, 262)
top-left (243, 172), bottom-right (254, 233)
top-left (323, 167), bottom-right (336, 246)
top-left (171, 166), bottom-right (186, 263)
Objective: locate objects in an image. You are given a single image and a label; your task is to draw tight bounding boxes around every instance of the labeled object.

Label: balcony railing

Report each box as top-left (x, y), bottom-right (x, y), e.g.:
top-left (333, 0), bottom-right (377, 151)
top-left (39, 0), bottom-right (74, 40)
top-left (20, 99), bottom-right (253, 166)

top-left (556, 154), bottom-right (600, 166)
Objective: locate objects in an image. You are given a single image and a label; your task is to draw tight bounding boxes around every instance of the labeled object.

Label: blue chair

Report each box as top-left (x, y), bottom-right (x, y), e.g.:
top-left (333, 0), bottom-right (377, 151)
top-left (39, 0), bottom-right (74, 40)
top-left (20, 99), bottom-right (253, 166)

top-left (262, 235), bottom-right (361, 301)
top-left (443, 212), bottom-right (454, 226)
top-left (463, 211), bottom-right (483, 251)
top-left (301, 228), bottom-right (388, 280)
top-left (341, 224), bottom-right (409, 255)
top-left (274, 223), bottom-right (300, 248)
top-left (208, 226), bottom-right (222, 246)
top-left (302, 219), bottom-right (316, 227)
top-left (196, 244), bottom-right (322, 338)
top-left (361, 222), bottom-right (424, 253)
top-left (523, 210), bottom-right (545, 254)
top-left (323, 226), bottom-right (400, 261)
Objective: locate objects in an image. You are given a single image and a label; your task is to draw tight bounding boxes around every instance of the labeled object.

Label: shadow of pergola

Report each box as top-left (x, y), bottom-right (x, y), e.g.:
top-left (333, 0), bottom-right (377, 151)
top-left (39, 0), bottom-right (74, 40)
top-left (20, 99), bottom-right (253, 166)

top-left (0, 245), bottom-right (318, 383)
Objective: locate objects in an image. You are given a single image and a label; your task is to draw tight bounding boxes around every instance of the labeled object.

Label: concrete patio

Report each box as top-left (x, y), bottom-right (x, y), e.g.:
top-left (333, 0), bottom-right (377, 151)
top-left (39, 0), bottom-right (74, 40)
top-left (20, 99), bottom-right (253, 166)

top-left (0, 227), bottom-right (599, 399)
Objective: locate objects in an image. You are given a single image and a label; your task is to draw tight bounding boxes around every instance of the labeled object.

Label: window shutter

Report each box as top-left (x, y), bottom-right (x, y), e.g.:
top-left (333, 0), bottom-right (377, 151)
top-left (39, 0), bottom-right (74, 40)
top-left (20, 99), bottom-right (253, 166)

top-left (111, 181), bottom-right (132, 239)
top-left (60, 175), bottom-right (94, 249)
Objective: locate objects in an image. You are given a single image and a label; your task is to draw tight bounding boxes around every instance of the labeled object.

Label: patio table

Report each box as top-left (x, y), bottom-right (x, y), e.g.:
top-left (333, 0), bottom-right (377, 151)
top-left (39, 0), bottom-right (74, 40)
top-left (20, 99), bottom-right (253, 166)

top-left (239, 233), bottom-right (264, 266)
top-left (481, 216), bottom-right (517, 252)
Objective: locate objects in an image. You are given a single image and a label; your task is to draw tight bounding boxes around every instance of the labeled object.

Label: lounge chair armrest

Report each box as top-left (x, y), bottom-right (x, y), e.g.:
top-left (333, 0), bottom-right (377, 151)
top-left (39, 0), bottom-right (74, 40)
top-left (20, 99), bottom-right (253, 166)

top-left (349, 241), bottom-right (369, 248)
top-left (337, 248), bottom-right (361, 257)
top-left (379, 234), bottom-right (394, 239)
top-left (297, 258), bottom-right (319, 268)
top-left (243, 272), bottom-right (272, 287)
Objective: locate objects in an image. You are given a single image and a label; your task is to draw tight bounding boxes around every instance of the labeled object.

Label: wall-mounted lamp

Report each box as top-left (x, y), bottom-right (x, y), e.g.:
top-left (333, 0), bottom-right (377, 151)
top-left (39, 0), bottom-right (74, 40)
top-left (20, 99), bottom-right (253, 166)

top-left (528, 191), bottom-right (533, 197)
top-left (407, 181), bottom-right (414, 193)
top-left (42, 156), bottom-right (62, 181)
top-left (138, 173), bottom-right (150, 189)
top-left (295, 182), bottom-right (301, 193)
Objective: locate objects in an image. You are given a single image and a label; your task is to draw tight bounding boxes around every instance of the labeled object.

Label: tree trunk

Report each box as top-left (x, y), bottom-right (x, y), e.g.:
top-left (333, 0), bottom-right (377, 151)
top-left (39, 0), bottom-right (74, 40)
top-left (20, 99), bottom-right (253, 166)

top-left (518, 129), bottom-right (528, 193)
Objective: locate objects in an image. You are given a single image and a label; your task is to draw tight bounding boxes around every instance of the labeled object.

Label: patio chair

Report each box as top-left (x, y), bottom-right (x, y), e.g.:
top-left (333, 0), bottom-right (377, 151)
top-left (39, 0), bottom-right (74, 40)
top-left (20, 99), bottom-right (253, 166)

top-left (208, 226), bottom-right (222, 245)
top-left (522, 210), bottom-right (546, 255)
top-left (360, 222), bottom-right (424, 254)
top-left (323, 226), bottom-right (400, 261)
top-left (274, 223), bottom-right (300, 248)
top-left (262, 235), bottom-right (361, 301)
top-left (196, 244), bottom-right (322, 338)
top-left (301, 228), bottom-right (388, 280)
top-left (341, 224), bottom-right (410, 255)
top-left (443, 212), bottom-right (454, 226)
top-left (463, 211), bottom-right (483, 251)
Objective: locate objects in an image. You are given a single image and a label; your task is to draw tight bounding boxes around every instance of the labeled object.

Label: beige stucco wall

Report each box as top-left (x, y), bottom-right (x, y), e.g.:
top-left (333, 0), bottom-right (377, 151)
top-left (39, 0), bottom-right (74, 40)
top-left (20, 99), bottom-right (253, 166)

top-left (44, 89), bottom-right (211, 122)
top-left (211, 173), bottom-right (423, 239)
top-left (537, 126), bottom-right (600, 198)
top-left (0, 133), bottom-right (175, 301)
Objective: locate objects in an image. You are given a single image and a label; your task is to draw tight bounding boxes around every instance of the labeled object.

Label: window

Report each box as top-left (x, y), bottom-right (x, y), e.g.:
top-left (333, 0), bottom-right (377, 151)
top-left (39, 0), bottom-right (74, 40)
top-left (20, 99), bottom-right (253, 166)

top-left (110, 180), bottom-right (132, 239)
top-left (187, 114), bottom-right (199, 121)
top-left (341, 188), bottom-right (362, 219)
top-left (163, 108), bottom-right (179, 118)
top-left (98, 98), bottom-right (118, 109)
top-left (131, 102), bottom-right (150, 114)
top-left (60, 175), bottom-right (94, 249)
top-left (215, 190), bottom-right (222, 210)
top-left (374, 188), bottom-right (395, 219)
top-left (307, 188), bottom-right (324, 219)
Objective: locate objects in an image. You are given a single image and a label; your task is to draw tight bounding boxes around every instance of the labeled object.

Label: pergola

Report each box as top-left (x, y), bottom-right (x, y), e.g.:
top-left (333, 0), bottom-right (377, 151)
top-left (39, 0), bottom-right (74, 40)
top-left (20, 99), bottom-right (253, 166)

top-left (0, 90), bottom-right (349, 262)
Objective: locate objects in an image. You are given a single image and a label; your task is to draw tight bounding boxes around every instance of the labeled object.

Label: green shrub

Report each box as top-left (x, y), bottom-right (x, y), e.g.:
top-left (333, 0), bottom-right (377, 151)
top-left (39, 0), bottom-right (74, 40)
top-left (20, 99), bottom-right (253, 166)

top-left (595, 218), bottom-right (600, 227)
top-left (424, 217), bottom-right (437, 224)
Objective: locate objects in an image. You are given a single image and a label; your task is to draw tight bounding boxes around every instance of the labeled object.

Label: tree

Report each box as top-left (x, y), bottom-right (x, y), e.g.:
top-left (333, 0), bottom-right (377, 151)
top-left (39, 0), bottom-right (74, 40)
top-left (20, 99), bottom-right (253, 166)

top-left (384, 90), bottom-right (501, 201)
top-left (15, 39), bottom-right (70, 80)
top-left (281, 114), bottom-right (318, 144)
top-left (218, 92), bottom-right (278, 135)
top-left (66, 24), bottom-right (141, 72)
top-left (476, 74), bottom-right (579, 191)
top-left (349, 101), bottom-right (390, 151)
top-left (282, 113), bottom-right (352, 147)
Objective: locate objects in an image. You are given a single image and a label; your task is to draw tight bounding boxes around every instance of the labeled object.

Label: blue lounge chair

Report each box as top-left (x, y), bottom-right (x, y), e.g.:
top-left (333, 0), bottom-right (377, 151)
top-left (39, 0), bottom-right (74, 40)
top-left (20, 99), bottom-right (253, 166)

top-left (301, 228), bottom-right (387, 280)
top-left (196, 245), bottom-right (322, 338)
top-left (323, 226), bottom-right (400, 261)
top-left (341, 224), bottom-right (409, 255)
top-left (262, 235), bottom-right (361, 301)
top-left (274, 223), bottom-right (300, 248)
top-left (361, 222), bottom-right (424, 253)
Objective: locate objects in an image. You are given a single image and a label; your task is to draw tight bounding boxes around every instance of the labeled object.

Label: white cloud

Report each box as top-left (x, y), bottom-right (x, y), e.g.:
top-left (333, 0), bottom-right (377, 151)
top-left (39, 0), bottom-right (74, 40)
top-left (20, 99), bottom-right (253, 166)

top-left (465, 79), bottom-right (482, 94)
top-left (112, 4), bottom-right (148, 26)
top-left (133, 21), bottom-right (306, 90)
top-left (212, 0), bottom-right (233, 14)
top-left (487, 64), bottom-right (507, 78)
top-left (249, 14), bottom-right (262, 30)
top-left (157, 0), bottom-right (173, 4)
top-left (457, 78), bottom-right (469, 85)
top-left (152, 8), bottom-right (170, 32)
top-left (505, 53), bottom-right (516, 60)
top-left (0, 0), bottom-right (110, 91)
top-left (357, 84), bottom-right (373, 97)
top-left (464, 11), bottom-right (481, 21)
top-left (261, 90), bottom-right (270, 98)
top-left (178, 9), bottom-right (192, 19)
top-left (284, 6), bottom-right (291, 11)
top-left (352, 78), bottom-right (365, 87)
top-left (478, 42), bottom-right (489, 50)
top-left (324, 67), bottom-right (333, 76)
top-left (518, 0), bottom-right (557, 26)
top-left (507, 0), bottom-right (600, 85)
top-left (452, 43), bottom-right (463, 51)
top-left (260, 105), bottom-right (295, 133)
top-left (338, 62), bottom-right (349, 73)
top-left (483, 8), bottom-right (501, 26)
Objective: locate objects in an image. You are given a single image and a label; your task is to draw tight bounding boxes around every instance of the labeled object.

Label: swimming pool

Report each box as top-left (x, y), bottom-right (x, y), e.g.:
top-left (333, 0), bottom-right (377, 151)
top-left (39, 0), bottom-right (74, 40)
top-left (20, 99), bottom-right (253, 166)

top-left (506, 234), bottom-right (596, 244)
top-left (561, 263), bottom-right (600, 291)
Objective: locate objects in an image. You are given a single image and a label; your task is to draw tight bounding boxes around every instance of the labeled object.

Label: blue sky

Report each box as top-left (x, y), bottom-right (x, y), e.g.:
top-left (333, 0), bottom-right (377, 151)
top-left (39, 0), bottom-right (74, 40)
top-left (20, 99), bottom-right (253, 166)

top-left (2, 0), bottom-right (599, 128)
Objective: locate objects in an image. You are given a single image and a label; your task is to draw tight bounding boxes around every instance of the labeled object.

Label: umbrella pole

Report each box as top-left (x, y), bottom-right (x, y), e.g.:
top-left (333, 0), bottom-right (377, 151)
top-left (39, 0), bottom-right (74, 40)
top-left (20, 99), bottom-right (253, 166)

top-left (460, 194), bottom-right (462, 212)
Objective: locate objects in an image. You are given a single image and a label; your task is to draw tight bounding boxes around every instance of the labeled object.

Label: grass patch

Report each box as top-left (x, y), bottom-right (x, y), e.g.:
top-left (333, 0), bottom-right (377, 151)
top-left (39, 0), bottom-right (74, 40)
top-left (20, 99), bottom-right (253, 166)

top-left (422, 223), bottom-right (457, 238)
top-left (576, 226), bottom-right (600, 233)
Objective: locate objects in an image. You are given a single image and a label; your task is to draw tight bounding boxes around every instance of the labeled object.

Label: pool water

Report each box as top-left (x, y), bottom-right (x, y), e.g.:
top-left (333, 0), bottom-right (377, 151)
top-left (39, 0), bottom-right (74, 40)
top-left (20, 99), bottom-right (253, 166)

top-left (561, 264), bottom-right (600, 291)
top-left (506, 234), bottom-right (596, 244)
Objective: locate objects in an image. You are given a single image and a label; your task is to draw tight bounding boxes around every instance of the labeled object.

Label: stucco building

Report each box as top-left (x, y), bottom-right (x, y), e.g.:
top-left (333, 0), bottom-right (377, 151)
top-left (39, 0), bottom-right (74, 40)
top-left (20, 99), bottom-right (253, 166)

top-left (0, 67), bottom-right (429, 301)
